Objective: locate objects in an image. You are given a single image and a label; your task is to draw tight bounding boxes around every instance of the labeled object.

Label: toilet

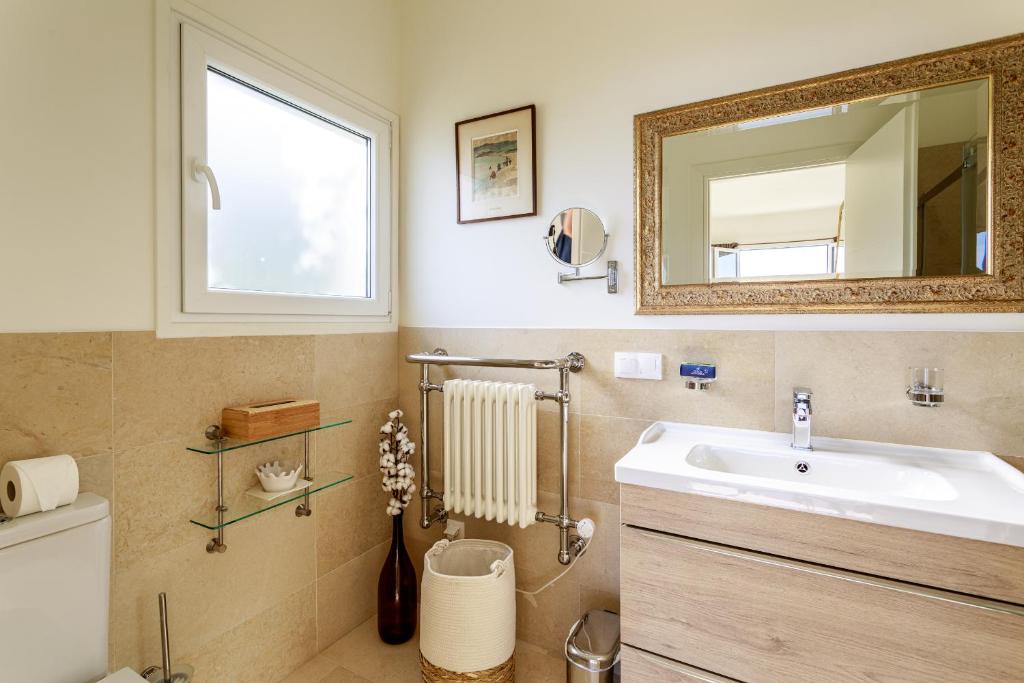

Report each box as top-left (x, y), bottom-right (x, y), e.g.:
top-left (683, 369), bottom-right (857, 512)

top-left (0, 493), bottom-right (148, 683)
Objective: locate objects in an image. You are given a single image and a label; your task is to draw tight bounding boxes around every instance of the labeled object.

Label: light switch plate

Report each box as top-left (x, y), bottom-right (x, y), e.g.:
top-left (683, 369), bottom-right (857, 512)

top-left (614, 352), bottom-right (662, 380)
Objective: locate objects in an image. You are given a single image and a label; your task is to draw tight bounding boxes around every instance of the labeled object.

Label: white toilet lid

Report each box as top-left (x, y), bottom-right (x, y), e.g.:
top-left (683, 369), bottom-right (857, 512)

top-left (99, 668), bottom-right (147, 682)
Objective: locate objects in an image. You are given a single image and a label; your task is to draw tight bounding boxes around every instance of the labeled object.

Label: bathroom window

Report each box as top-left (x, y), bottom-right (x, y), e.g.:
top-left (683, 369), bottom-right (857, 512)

top-left (713, 240), bottom-right (843, 281)
top-left (177, 23), bottom-right (392, 319)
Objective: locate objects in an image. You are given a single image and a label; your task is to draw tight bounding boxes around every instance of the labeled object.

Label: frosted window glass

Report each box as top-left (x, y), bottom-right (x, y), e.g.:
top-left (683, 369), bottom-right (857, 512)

top-left (206, 68), bottom-right (370, 298)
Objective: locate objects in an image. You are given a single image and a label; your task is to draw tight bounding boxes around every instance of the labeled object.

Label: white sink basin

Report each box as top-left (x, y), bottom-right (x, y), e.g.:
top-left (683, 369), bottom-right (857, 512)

top-left (686, 444), bottom-right (959, 501)
top-left (615, 422), bottom-right (1024, 547)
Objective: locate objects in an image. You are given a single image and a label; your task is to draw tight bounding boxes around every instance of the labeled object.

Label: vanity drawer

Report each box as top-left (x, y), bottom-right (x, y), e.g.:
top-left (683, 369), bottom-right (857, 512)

top-left (621, 646), bottom-right (733, 682)
top-left (621, 525), bottom-right (1024, 683)
top-left (620, 484), bottom-right (1024, 604)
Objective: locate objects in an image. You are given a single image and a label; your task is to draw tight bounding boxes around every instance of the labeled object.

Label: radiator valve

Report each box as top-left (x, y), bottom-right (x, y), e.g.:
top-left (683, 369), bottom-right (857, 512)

top-left (569, 518), bottom-right (596, 557)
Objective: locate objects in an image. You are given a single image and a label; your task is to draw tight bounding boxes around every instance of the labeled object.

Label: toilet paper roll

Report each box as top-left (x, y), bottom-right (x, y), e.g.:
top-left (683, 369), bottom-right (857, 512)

top-left (0, 455), bottom-right (79, 518)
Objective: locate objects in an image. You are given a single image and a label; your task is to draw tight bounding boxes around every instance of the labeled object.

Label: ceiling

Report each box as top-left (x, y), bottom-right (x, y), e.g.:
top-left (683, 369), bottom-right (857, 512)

top-left (709, 163), bottom-right (846, 218)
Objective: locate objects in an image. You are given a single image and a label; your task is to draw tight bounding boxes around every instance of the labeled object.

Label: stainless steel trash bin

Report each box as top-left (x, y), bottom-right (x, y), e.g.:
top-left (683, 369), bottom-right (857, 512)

top-left (565, 609), bottom-right (620, 682)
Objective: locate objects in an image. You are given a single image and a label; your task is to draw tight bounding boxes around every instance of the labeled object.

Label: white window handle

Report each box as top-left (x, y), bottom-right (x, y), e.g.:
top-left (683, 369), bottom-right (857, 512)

top-left (192, 161), bottom-right (221, 210)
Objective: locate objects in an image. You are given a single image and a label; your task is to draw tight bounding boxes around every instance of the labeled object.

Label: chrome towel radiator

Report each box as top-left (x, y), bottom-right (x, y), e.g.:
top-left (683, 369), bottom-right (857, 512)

top-left (406, 348), bottom-right (586, 565)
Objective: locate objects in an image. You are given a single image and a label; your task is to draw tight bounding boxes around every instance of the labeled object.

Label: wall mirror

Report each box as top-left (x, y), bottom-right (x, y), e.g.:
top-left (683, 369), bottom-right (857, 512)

top-left (635, 34), bottom-right (1024, 313)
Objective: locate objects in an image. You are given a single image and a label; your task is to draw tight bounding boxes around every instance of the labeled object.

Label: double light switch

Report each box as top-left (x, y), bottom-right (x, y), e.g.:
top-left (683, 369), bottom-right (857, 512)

top-left (614, 352), bottom-right (663, 380)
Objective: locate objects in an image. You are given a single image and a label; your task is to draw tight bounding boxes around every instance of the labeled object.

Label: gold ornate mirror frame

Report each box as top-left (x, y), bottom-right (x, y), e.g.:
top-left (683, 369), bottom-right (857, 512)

top-left (635, 34), bottom-right (1024, 314)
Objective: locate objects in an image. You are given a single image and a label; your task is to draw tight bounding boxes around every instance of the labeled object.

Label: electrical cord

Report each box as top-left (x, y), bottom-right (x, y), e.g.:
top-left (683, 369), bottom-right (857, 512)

top-left (515, 537), bottom-right (590, 608)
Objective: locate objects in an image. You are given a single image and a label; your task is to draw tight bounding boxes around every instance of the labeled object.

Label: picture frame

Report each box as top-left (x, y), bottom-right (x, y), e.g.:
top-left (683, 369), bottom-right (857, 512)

top-left (455, 104), bottom-right (537, 223)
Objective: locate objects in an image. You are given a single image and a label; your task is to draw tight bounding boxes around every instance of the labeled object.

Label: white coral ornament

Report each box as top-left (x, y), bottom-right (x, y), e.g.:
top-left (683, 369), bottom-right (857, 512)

top-left (379, 409), bottom-right (416, 517)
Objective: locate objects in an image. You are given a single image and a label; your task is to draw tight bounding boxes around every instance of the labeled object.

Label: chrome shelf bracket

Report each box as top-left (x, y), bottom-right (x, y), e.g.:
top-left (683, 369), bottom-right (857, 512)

top-left (199, 422), bottom-right (317, 554)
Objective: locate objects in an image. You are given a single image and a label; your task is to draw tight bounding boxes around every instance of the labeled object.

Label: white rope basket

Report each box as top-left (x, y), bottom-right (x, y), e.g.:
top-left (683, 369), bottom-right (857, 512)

top-left (420, 539), bottom-right (516, 673)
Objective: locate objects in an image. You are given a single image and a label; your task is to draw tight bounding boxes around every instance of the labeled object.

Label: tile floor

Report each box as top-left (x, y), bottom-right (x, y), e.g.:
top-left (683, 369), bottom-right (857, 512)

top-left (279, 617), bottom-right (565, 682)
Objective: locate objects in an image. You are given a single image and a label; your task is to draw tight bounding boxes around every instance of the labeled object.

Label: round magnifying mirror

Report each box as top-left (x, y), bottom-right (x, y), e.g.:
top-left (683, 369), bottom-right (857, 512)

top-left (544, 208), bottom-right (607, 268)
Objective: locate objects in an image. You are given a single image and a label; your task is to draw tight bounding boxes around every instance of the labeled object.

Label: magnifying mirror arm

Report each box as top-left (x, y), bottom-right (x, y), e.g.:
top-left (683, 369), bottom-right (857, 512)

top-left (557, 268), bottom-right (602, 283)
top-left (557, 261), bottom-right (618, 293)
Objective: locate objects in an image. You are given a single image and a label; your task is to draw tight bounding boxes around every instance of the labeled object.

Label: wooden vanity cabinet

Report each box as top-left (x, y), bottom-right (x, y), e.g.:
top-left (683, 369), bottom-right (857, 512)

top-left (619, 484), bottom-right (1024, 683)
top-left (620, 645), bottom-right (732, 682)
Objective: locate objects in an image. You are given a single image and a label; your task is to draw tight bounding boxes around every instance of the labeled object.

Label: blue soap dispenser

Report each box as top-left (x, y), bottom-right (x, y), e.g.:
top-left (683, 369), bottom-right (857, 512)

top-left (680, 362), bottom-right (716, 390)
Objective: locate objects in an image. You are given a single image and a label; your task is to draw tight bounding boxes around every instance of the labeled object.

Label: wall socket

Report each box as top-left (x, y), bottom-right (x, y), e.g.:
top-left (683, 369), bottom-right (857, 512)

top-left (443, 519), bottom-right (465, 541)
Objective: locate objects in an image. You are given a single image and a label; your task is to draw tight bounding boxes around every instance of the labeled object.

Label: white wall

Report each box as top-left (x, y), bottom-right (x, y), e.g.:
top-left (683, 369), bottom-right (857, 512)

top-left (0, 0), bottom-right (401, 333)
top-left (400, 0), bottom-right (1024, 331)
top-left (843, 109), bottom-right (912, 278)
top-left (5, 1), bottom-right (1024, 333)
top-left (917, 81), bottom-right (989, 147)
top-left (0, 0), bottom-right (154, 333)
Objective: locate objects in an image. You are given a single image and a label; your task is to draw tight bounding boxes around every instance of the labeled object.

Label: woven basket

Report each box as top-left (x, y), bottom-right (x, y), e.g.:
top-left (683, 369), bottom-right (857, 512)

top-left (421, 652), bottom-right (514, 682)
top-left (419, 539), bottom-right (516, 675)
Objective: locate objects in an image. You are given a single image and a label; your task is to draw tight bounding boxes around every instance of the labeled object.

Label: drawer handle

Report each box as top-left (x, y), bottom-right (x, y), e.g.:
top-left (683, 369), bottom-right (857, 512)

top-left (630, 527), bottom-right (1024, 618)
top-left (632, 648), bottom-right (732, 682)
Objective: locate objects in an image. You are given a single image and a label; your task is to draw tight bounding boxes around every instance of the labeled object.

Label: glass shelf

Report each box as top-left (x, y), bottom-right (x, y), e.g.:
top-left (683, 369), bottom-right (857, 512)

top-left (189, 470), bottom-right (353, 530)
top-left (185, 417), bottom-right (353, 454)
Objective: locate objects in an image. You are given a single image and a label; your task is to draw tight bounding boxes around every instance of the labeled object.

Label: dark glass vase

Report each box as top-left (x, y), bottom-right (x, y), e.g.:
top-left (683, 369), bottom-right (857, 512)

top-left (377, 512), bottom-right (417, 644)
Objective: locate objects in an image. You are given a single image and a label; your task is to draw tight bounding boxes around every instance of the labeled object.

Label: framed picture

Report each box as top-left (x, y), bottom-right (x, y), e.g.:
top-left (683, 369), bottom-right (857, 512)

top-left (455, 104), bottom-right (537, 223)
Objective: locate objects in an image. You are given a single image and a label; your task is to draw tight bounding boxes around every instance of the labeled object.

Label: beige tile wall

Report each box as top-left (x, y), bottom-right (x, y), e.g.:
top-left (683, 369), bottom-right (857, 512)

top-left (398, 326), bottom-right (1024, 659)
top-left (4, 326), bottom-right (1023, 677)
top-left (0, 331), bottom-right (399, 682)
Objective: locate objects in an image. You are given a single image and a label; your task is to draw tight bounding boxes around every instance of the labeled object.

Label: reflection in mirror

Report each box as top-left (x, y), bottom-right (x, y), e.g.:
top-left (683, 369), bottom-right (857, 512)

top-left (545, 207), bottom-right (607, 267)
top-left (661, 78), bottom-right (990, 285)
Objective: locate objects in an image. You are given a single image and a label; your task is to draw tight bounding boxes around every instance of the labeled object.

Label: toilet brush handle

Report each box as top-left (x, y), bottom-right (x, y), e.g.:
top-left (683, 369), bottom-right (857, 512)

top-left (159, 592), bottom-right (172, 682)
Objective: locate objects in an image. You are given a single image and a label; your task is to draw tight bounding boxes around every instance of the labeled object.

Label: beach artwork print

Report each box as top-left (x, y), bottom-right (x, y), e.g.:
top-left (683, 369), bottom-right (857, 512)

top-left (471, 129), bottom-right (519, 201)
top-left (455, 104), bottom-right (536, 223)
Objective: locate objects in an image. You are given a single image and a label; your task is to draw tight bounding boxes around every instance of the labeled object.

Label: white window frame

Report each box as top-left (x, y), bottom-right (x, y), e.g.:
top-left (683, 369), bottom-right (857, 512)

top-left (712, 239), bottom-right (842, 282)
top-left (155, 3), bottom-right (397, 336)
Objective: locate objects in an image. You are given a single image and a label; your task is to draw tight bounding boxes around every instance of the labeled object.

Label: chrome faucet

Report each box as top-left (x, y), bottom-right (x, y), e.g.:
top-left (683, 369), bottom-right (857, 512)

top-left (792, 388), bottom-right (813, 450)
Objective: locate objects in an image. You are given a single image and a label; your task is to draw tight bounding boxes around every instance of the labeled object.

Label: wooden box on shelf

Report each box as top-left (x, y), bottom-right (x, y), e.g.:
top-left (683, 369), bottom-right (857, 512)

top-left (221, 399), bottom-right (320, 440)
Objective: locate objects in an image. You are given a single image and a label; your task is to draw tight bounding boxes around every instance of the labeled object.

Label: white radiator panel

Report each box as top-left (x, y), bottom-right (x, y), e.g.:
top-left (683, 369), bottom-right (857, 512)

top-left (443, 379), bottom-right (537, 528)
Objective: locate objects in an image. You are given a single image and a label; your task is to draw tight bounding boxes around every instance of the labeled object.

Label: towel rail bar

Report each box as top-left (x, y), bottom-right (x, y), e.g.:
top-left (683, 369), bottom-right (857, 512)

top-left (406, 352), bottom-right (584, 372)
top-left (405, 348), bottom-right (585, 564)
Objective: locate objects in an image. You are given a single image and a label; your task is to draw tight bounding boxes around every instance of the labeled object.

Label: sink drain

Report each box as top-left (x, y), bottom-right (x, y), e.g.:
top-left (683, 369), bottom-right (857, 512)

top-left (794, 461), bottom-right (810, 474)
